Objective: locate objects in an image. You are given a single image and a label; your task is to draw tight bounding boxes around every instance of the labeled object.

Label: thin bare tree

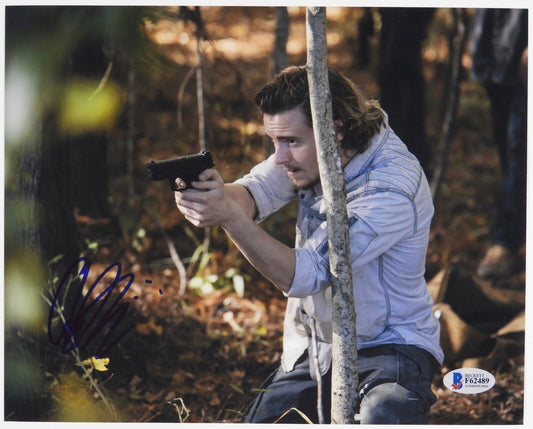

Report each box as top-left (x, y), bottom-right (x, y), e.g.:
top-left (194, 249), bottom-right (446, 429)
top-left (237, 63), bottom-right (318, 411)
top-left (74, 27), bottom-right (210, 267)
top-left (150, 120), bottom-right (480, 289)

top-left (430, 9), bottom-right (468, 203)
top-left (306, 7), bottom-right (358, 425)
top-left (272, 6), bottom-right (290, 75)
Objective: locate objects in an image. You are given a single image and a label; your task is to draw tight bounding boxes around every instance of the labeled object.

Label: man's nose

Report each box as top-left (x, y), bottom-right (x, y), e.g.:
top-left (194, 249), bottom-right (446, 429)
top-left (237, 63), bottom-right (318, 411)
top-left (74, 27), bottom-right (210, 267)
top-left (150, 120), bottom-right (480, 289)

top-left (274, 144), bottom-right (290, 165)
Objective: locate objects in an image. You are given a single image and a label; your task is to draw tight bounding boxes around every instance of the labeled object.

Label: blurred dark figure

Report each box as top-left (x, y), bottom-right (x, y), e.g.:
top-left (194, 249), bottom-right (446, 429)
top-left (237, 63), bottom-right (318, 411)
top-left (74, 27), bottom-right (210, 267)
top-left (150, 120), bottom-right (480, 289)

top-left (470, 9), bottom-right (528, 280)
top-left (377, 8), bottom-right (435, 175)
top-left (357, 8), bottom-right (374, 68)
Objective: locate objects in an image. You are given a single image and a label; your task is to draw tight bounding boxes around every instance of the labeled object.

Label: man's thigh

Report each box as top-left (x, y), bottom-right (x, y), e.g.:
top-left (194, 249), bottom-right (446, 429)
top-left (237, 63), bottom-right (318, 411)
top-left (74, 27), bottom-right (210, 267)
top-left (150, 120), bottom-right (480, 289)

top-left (242, 353), bottom-right (330, 423)
top-left (358, 382), bottom-right (428, 424)
top-left (357, 345), bottom-right (438, 424)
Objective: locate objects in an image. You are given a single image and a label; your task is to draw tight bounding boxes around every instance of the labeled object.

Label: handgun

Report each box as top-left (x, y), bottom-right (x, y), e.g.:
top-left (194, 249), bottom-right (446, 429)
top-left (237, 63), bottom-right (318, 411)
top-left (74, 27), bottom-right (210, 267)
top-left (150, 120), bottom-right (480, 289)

top-left (146, 150), bottom-right (215, 191)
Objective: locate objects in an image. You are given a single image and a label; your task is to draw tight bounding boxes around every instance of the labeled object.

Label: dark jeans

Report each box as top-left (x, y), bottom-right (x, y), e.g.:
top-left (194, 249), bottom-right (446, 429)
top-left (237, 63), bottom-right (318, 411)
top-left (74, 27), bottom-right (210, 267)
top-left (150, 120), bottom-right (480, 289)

top-left (242, 344), bottom-right (439, 424)
top-left (484, 82), bottom-right (527, 250)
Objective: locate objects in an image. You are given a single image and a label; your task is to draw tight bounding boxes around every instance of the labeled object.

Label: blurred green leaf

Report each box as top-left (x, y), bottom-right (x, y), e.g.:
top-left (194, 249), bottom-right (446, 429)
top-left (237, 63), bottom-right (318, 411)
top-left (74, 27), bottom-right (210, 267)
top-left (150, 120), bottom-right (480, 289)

top-left (58, 79), bottom-right (123, 135)
top-left (5, 251), bottom-right (46, 329)
top-left (229, 384), bottom-right (245, 395)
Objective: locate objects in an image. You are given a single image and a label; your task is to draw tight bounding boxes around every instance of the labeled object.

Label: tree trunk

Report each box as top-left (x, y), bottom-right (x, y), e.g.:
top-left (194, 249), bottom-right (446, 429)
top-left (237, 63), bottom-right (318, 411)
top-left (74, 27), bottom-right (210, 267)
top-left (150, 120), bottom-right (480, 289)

top-left (306, 7), bottom-right (358, 425)
top-left (272, 7), bottom-right (290, 75)
top-left (430, 9), bottom-right (468, 202)
top-left (194, 6), bottom-right (207, 152)
top-left (263, 7), bottom-right (290, 157)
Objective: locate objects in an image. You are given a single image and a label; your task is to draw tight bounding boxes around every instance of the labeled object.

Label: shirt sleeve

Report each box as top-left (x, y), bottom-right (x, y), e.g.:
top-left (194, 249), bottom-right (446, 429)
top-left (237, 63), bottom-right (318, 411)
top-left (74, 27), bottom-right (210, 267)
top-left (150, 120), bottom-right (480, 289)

top-left (287, 190), bottom-right (419, 298)
top-left (234, 155), bottom-right (298, 222)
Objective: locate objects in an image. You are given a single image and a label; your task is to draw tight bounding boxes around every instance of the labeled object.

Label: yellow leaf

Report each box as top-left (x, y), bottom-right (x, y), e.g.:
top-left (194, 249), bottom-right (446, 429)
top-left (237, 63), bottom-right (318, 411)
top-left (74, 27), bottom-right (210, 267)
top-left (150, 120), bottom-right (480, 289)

top-left (91, 356), bottom-right (110, 372)
top-left (254, 324), bottom-right (268, 336)
top-left (81, 356), bottom-right (110, 372)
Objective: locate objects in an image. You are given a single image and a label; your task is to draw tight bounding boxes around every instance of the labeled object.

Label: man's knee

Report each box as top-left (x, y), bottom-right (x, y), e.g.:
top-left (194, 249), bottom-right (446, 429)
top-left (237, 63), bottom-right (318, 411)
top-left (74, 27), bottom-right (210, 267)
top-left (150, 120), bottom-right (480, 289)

top-left (358, 382), bottom-right (428, 424)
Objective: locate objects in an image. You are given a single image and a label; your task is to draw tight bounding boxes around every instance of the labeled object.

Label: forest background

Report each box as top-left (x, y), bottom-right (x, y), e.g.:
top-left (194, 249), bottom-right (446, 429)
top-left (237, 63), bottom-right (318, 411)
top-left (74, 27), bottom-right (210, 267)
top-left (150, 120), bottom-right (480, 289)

top-left (3, 5), bottom-right (527, 424)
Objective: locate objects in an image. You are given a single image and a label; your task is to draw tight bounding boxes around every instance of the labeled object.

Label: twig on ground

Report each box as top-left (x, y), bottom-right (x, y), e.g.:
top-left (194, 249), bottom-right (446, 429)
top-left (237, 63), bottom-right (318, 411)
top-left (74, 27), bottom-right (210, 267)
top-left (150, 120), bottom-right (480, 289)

top-left (149, 208), bottom-right (188, 295)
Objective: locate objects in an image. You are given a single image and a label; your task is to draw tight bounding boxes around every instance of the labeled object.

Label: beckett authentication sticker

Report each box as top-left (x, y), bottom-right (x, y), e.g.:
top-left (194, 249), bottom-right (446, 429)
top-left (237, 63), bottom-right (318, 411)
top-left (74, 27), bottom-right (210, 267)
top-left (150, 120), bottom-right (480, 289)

top-left (443, 368), bottom-right (496, 394)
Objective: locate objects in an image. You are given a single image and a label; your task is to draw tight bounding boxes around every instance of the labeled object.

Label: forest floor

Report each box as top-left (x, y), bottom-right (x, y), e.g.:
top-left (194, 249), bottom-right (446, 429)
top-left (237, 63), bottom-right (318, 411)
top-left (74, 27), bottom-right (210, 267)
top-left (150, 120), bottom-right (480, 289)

top-left (50, 7), bottom-right (525, 424)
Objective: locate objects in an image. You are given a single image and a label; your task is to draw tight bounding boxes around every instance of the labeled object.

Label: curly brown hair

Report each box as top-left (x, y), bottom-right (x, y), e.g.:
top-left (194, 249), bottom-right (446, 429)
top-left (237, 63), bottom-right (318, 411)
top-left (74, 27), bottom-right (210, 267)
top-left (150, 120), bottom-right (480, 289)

top-left (255, 65), bottom-right (384, 154)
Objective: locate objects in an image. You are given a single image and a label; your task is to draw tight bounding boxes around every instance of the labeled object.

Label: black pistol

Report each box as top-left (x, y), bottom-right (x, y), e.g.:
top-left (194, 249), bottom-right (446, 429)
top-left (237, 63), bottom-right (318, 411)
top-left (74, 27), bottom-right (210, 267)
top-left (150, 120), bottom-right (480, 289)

top-left (146, 150), bottom-right (215, 191)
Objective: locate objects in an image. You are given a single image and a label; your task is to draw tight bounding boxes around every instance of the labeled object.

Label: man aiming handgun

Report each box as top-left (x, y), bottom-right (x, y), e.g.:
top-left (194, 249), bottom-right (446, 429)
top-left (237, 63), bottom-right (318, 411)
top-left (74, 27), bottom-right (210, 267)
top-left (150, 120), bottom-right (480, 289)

top-left (174, 66), bottom-right (443, 424)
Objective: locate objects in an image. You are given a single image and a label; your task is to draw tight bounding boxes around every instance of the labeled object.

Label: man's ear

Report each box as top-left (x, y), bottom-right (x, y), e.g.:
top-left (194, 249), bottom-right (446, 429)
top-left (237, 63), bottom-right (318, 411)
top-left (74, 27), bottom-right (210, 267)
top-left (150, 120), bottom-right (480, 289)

top-left (334, 119), bottom-right (344, 141)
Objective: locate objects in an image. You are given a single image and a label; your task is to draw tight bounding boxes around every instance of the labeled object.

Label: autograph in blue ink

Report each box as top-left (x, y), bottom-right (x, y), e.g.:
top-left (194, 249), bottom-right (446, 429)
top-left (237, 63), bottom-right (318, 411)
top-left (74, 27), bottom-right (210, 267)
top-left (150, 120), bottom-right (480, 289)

top-left (47, 256), bottom-right (152, 356)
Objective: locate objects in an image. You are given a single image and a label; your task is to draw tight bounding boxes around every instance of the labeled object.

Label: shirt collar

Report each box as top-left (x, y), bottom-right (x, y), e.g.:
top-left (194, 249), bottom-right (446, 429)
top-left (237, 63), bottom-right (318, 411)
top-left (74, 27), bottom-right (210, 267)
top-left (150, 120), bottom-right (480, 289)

top-left (304, 113), bottom-right (390, 199)
top-left (343, 116), bottom-right (389, 183)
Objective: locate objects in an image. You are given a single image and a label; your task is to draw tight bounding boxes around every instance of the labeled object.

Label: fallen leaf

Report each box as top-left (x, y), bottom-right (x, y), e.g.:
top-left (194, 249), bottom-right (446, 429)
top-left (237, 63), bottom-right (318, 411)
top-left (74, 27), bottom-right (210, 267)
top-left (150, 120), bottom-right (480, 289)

top-left (136, 318), bottom-right (164, 335)
top-left (80, 356), bottom-right (110, 372)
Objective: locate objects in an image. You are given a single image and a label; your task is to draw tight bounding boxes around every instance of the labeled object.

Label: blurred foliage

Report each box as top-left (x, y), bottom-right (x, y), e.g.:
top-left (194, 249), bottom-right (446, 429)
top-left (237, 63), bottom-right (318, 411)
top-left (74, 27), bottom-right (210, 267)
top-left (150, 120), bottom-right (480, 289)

top-left (4, 5), bottom-right (177, 422)
top-left (57, 79), bottom-right (123, 135)
top-left (4, 249), bottom-right (46, 329)
top-left (49, 371), bottom-right (120, 421)
top-left (189, 267), bottom-right (245, 297)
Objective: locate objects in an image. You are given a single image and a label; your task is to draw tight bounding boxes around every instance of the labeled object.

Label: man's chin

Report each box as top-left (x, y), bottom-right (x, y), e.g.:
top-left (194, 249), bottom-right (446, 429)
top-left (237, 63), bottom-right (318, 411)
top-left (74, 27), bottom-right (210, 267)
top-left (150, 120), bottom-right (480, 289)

top-left (291, 178), bottom-right (320, 191)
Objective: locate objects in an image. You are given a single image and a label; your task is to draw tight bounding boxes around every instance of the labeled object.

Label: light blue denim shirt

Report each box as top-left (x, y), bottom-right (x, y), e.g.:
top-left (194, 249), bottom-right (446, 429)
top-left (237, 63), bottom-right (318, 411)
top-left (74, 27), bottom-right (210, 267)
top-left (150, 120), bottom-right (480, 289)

top-left (236, 120), bottom-right (444, 377)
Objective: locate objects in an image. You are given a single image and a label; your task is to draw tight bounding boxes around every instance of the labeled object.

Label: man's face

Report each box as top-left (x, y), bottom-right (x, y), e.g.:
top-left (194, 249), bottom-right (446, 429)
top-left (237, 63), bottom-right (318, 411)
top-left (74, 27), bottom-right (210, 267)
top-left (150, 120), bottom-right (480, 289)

top-left (263, 107), bottom-right (320, 190)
